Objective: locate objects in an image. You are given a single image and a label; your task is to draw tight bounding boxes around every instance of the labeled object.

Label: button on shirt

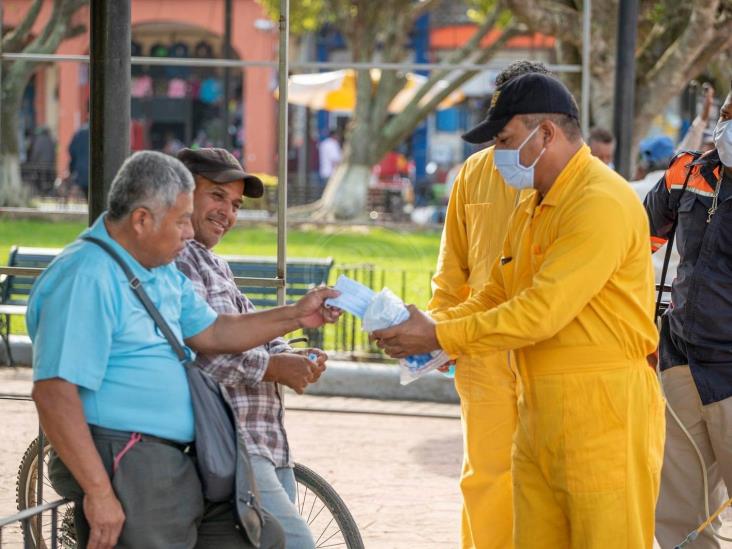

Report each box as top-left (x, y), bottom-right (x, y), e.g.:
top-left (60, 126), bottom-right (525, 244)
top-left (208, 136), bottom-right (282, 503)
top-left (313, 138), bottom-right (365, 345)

top-left (27, 214), bottom-right (217, 443)
top-left (176, 240), bottom-right (293, 466)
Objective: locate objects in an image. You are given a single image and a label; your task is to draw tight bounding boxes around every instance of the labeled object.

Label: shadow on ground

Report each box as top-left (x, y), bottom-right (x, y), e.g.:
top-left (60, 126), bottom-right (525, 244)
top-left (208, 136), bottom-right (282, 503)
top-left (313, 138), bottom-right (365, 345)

top-left (409, 434), bottom-right (462, 477)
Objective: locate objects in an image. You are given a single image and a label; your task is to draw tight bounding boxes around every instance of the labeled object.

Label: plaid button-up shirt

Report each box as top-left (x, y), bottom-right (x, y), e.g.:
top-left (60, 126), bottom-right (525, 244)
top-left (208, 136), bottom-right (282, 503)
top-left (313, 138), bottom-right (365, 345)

top-left (176, 240), bottom-right (293, 466)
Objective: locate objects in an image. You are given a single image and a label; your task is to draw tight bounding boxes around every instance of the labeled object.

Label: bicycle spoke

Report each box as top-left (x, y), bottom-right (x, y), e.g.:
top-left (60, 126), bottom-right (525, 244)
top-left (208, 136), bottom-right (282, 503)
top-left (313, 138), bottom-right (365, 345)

top-left (306, 493), bottom-right (318, 524)
top-left (299, 486), bottom-right (309, 515)
top-left (307, 502), bottom-right (327, 526)
top-left (317, 528), bottom-right (344, 547)
top-left (314, 517), bottom-right (336, 545)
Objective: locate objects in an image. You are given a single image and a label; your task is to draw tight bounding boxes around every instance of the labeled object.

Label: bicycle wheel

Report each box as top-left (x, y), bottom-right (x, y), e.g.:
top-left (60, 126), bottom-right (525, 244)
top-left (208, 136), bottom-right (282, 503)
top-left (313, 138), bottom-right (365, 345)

top-left (16, 437), bottom-right (76, 549)
top-left (294, 462), bottom-right (364, 549)
top-left (17, 438), bottom-right (363, 549)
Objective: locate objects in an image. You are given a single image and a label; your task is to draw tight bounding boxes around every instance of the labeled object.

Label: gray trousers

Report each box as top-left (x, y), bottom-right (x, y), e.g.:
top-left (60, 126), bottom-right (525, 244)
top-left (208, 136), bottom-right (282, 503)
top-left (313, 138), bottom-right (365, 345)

top-left (655, 366), bottom-right (732, 549)
top-left (49, 427), bottom-right (284, 549)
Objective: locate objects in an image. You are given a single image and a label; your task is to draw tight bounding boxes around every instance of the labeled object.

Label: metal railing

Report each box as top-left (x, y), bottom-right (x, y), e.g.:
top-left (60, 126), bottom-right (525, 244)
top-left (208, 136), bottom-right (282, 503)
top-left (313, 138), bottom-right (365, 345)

top-left (325, 263), bottom-right (434, 359)
top-left (0, 499), bottom-right (68, 549)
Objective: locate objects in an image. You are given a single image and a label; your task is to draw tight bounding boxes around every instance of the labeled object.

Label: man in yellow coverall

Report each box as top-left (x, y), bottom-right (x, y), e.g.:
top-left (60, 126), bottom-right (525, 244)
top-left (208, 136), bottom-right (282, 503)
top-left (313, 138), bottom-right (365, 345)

top-left (429, 60), bottom-right (549, 549)
top-left (374, 73), bottom-right (665, 548)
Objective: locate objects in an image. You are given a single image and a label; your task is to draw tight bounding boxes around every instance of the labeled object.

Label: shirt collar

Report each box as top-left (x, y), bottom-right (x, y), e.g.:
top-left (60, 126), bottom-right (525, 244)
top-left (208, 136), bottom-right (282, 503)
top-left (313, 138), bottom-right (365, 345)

top-left (83, 212), bottom-right (156, 282)
top-left (532, 144), bottom-right (592, 209)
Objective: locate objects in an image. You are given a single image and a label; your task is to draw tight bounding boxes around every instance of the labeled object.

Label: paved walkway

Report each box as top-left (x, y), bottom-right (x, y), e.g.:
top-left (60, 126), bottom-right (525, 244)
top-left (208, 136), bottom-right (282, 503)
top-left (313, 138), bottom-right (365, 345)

top-left (0, 368), bottom-right (463, 548)
top-left (1, 368), bottom-right (730, 548)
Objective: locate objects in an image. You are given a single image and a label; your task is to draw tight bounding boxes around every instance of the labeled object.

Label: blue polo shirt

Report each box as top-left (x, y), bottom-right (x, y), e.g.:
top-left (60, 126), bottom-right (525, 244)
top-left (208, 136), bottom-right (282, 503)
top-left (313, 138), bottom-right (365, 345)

top-left (27, 214), bottom-right (217, 442)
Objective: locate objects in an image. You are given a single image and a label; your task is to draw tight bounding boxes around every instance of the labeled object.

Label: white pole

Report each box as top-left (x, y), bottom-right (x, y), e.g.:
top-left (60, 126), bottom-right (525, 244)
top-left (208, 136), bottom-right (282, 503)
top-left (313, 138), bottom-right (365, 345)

top-left (581, 0), bottom-right (592, 138)
top-left (276, 0), bottom-right (289, 306)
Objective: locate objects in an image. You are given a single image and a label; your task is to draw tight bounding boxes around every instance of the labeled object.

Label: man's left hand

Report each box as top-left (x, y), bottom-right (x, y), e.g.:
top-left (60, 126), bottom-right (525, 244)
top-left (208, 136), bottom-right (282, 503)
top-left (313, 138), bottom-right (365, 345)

top-left (372, 305), bottom-right (441, 358)
top-left (295, 347), bottom-right (328, 367)
top-left (295, 348), bottom-right (328, 382)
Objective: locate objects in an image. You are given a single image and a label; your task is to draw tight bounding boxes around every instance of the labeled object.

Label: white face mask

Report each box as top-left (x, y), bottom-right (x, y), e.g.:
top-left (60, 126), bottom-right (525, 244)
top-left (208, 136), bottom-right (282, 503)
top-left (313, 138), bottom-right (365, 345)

top-left (494, 127), bottom-right (546, 190)
top-left (714, 118), bottom-right (732, 167)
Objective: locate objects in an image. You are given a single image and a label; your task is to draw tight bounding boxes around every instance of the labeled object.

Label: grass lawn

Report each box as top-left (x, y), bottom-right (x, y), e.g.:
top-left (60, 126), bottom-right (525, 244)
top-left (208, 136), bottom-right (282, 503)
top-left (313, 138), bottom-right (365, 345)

top-left (1, 218), bottom-right (443, 347)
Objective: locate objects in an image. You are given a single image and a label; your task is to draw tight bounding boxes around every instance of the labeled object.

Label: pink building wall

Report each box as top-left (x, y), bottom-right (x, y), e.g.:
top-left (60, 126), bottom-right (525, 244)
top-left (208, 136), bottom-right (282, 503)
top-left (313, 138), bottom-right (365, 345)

top-left (3, 0), bottom-right (278, 176)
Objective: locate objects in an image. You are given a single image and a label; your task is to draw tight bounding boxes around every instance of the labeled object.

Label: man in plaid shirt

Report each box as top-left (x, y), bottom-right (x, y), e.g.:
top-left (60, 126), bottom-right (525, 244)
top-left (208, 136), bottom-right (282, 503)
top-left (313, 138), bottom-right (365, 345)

top-left (176, 148), bottom-right (326, 549)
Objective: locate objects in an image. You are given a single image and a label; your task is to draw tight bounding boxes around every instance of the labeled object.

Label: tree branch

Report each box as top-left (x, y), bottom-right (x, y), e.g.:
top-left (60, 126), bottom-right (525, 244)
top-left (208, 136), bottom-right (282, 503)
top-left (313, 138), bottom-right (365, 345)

top-left (406, 6), bottom-right (505, 113)
top-left (2, 0), bottom-right (44, 53)
top-left (22, 0), bottom-right (88, 57)
top-left (379, 23), bottom-right (522, 154)
top-left (634, 1), bottom-right (728, 145)
top-left (503, 0), bottom-right (580, 44)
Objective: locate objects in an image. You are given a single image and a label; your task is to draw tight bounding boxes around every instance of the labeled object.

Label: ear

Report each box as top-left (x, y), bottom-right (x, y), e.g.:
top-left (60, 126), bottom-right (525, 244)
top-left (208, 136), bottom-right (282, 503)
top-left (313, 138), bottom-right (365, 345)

top-left (540, 119), bottom-right (557, 146)
top-left (129, 207), bottom-right (154, 236)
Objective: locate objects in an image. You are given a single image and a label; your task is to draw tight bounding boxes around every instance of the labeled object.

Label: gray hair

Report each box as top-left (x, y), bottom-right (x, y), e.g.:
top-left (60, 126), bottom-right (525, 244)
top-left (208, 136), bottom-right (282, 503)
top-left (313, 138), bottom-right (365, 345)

top-left (107, 151), bottom-right (194, 221)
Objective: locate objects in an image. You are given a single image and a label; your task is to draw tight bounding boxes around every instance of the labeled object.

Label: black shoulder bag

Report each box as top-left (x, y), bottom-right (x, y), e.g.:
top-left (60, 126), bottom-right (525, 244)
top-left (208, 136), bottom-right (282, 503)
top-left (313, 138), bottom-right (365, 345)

top-left (654, 165), bottom-right (694, 322)
top-left (82, 236), bottom-right (263, 547)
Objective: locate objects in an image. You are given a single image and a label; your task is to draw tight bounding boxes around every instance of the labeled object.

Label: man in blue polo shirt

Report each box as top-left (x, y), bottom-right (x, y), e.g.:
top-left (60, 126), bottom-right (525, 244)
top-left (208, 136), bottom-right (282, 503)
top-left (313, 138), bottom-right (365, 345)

top-left (27, 151), bottom-right (339, 549)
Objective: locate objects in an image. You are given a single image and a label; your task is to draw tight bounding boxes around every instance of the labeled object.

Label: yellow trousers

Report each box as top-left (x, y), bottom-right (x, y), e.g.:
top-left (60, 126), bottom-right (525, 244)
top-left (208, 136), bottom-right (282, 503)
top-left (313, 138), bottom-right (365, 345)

top-left (454, 353), bottom-right (518, 549)
top-left (511, 358), bottom-right (665, 548)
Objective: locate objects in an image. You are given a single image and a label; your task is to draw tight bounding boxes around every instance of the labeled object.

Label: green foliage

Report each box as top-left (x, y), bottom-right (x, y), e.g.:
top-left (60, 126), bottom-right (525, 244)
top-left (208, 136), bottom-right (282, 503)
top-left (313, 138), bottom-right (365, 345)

top-left (257, 0), bottom-right (331, 35)
top-left (0, 218), bottom-right (440, 273)
top-left (466, 0), bottom-right (510, 26)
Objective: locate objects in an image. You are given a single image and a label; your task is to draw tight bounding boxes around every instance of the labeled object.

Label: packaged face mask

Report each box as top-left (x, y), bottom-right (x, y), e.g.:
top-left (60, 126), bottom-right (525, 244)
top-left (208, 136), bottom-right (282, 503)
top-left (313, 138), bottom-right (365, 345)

top-left (325, 275), bottom-right (376, 318)
top-left (362, 288), bottom-right (450, 385)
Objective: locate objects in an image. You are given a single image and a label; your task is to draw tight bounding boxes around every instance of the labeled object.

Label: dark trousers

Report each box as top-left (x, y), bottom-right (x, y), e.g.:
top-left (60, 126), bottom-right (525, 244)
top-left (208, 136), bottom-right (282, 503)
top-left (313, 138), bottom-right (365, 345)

top-left (48, 427), bottom-right (284, 549)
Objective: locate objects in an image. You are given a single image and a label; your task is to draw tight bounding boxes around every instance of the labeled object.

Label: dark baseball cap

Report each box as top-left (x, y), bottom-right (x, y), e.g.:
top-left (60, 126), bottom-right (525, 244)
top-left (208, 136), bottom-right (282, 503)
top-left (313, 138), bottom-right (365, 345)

top-left (462, 73), bottom-right (580, 144)
top-left (177, 148), bottom-right (264, 198)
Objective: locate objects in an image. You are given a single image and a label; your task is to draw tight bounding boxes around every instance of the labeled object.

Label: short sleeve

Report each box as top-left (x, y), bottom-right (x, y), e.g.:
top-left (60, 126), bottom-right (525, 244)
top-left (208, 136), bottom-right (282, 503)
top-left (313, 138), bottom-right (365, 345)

top-left (29, 273), bottom-right (116, 390)
top-left (177, 270), bottom-right (218, 338)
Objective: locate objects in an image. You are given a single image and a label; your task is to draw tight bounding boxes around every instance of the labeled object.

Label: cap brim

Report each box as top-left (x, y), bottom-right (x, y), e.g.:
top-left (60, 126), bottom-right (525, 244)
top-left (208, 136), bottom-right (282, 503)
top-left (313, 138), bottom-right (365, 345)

top-left (201, 168), bottom-right (264, 198)
top-left (461, 116), bottom-right (511, 144)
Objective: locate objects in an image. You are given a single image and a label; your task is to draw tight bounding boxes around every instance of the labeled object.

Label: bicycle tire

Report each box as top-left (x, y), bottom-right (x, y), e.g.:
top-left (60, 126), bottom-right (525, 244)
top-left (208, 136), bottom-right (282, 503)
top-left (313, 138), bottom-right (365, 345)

top-left (17, 438), bottom-right (362, 549)
top-left (16, 437), bottom-right (76, 549)
top-left (294, 462), bottom-right (364, 549)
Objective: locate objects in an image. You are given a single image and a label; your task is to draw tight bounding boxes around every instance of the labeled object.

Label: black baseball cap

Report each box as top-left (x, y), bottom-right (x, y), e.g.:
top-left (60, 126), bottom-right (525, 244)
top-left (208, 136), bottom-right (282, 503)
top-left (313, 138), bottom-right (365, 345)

top-left (462, 73), bottom-right (579, 144)
top-left (177, 148), bottom-right (264, 198)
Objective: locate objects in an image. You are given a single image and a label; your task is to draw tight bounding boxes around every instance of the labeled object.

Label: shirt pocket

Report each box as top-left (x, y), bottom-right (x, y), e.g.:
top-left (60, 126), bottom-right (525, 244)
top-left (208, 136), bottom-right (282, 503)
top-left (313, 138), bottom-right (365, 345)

top-left (676, 192), bottom-right (707, 260)
top-left (465, 203), bottom-right (498, 290)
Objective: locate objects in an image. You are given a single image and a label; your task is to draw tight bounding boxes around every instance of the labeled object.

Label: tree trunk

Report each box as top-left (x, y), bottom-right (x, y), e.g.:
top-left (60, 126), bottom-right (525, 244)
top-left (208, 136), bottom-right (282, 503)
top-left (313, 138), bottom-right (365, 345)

top-left (0, 85), bottom-right (27, 206)
top-left (317, 162), bottom-right (372, 220)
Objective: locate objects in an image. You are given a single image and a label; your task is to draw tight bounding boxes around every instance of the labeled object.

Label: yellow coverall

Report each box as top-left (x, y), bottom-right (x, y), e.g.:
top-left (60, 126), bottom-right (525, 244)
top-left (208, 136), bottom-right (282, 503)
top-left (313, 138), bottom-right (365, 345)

top-left (428, 146), bottom-right (522, 549)
top-left (433, 146), bottom-right (665, 548)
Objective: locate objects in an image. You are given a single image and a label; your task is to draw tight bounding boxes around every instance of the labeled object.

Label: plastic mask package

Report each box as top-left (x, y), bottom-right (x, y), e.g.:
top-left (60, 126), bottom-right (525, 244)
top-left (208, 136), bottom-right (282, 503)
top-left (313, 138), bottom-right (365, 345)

top-left (326, 275), bottom-right (449, 384)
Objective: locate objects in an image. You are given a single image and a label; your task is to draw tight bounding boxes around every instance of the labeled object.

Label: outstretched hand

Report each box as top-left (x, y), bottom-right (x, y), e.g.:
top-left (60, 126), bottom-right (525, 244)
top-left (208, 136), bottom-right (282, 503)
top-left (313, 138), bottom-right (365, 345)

top-left (293, 286), bottom-right (342, 329)
top-left (371, 305), bottom-right (440, 358)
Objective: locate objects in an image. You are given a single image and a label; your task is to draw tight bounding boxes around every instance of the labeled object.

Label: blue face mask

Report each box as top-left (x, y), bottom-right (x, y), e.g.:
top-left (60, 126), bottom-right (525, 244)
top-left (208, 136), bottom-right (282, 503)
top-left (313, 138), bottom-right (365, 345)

top-left (494, 126), bottom-right (546, 190)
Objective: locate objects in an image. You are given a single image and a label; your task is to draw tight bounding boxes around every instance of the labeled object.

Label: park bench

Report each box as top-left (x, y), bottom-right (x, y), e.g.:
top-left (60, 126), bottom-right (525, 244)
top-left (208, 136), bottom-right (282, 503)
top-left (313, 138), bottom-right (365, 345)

top-left (224, 255), bottom-right (335, 348)
top-left (0, 247), bottom-right (334, 365)
top-left (0, 247), bottom-right (60, 366)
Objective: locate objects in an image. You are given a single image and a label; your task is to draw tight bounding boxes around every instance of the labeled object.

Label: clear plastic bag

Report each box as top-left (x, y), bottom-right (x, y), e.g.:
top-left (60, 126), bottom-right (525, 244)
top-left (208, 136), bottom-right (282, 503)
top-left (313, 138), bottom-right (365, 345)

top-left (363, 288), bottom-right (450, 385)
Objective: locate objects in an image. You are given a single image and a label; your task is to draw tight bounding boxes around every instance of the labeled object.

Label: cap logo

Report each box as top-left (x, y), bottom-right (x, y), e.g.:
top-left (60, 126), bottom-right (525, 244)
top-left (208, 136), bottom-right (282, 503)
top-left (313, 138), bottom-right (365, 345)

top-left (490, 90), bottom-right (501, 109)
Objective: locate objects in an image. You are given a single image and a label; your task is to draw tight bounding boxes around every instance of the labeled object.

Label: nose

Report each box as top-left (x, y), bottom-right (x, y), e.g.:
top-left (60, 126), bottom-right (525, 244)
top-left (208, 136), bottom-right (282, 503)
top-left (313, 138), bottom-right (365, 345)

top-left (183, 219), bottom-right (194, 240)
top-left (227, 208), bottom-right (238, 227)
